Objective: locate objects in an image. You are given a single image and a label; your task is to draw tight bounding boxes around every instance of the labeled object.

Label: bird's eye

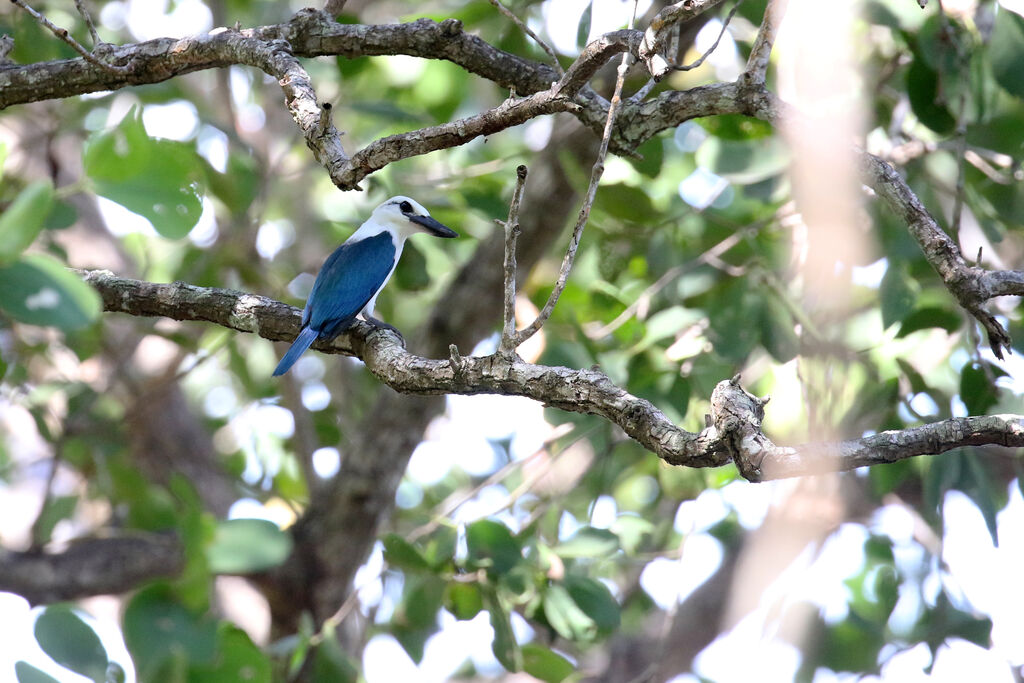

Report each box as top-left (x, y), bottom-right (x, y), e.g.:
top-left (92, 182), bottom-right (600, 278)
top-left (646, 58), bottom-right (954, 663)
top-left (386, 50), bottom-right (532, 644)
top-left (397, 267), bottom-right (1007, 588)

top-left (399, 201), bottom-right (413, 213)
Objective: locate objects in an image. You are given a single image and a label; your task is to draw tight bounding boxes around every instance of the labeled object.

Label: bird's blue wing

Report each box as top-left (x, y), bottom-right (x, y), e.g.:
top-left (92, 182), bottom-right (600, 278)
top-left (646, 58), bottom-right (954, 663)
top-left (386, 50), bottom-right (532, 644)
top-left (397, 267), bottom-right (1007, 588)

top-left (306, 232), bottom-right (397, 336)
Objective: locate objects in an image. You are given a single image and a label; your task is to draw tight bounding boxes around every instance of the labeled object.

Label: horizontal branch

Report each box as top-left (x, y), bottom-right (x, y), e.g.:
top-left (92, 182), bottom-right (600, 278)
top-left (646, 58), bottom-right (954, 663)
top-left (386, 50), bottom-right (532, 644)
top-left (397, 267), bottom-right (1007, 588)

top-left (79, 270), bottom-right (1024, 480)
top-left (710, 377), bottom-right (1024, 480)
top-left (0, 533), bottom-right (183, 605)
top-left (0, 10), bottom-right (634, 188)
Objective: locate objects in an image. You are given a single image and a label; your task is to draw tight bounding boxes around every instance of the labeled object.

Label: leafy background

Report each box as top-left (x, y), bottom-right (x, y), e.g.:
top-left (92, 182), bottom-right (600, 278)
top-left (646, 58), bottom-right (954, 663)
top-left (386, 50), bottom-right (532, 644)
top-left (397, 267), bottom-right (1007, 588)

top-left (1, 0), bottom-right (1023, 681)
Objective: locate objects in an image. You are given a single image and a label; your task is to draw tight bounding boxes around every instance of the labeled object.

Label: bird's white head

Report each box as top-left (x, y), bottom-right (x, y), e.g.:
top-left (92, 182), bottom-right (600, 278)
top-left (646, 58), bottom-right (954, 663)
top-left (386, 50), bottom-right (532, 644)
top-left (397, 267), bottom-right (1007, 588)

top-left (370, 196), bottom-right (458, 241)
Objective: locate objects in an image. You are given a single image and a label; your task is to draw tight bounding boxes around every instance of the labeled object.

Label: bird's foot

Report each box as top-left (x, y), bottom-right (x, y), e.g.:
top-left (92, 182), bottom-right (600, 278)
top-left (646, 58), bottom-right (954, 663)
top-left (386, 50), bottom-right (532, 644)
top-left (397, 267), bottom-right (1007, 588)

top-left (365, 315), bottom-right (405, 345)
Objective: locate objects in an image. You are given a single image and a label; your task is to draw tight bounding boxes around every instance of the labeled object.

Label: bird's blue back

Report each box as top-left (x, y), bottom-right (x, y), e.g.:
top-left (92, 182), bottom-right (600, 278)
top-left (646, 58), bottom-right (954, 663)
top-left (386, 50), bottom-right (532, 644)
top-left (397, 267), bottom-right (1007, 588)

top-left (304, 232), bottom-right (397, 337)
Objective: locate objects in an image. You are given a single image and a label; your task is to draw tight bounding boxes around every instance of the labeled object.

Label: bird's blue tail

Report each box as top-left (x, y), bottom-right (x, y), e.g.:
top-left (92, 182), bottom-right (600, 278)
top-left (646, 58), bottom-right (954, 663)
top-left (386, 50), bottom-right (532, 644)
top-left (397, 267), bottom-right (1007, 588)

top-left (273, 326), bottom-right (319, 376)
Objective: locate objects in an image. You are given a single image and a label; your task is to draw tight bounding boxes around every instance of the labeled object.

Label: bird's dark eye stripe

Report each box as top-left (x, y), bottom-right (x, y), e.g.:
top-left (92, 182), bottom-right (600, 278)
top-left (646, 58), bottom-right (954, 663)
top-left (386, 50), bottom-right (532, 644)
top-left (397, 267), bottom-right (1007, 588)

top-left (399, 200), bottom-right (413, 213)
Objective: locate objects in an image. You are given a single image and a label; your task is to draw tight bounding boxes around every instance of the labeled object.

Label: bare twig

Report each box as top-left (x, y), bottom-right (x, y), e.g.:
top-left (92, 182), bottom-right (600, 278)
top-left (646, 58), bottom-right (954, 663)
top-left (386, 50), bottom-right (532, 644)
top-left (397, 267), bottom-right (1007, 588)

top-left (669, 0), bottom-right (744, 73)
top-left (324, 0), bottom-right (347, 14)
top-left (513, 15), bottom-right (638, 347)
top-left (639, 0), bottom-right (729, 79)
top-left (488, 0), bottom-right (564, 75)
top-left (499, 165), bottom-right (529, 356)
top-left (743, 0), bottom-right (789, 83)
top-left (73, 0), bottom-right (101, 46)
top-left (0, 34), bottom-right (13, 64)
top-left (10, 0), bottom-right (127, 74)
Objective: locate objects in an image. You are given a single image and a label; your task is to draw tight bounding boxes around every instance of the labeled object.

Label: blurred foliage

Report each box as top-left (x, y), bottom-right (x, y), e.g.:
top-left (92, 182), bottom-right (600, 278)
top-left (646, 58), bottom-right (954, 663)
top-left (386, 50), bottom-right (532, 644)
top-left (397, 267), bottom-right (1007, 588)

top-left (0, 0), bottom-right (1023, 681)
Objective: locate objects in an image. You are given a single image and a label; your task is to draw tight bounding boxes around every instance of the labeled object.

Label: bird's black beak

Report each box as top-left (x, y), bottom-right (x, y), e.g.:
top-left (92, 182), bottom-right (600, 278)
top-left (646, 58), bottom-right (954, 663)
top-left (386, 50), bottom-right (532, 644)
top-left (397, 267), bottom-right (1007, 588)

top-left (409, 214), bottom-right (458, 238)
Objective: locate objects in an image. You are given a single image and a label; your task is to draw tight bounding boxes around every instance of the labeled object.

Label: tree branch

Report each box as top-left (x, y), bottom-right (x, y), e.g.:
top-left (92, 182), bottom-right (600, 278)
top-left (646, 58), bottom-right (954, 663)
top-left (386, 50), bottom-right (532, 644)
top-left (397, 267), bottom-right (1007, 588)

top-left (78, 270), bottom-right (1024, 480)
top-left (9, 0), bottom-right (127, 74)
top-left (743, 0), bottom-right (789, 83)
top-left (639, 0), bottom-right (730, 80)
top-left (0, 534), bottom-right (183, 605)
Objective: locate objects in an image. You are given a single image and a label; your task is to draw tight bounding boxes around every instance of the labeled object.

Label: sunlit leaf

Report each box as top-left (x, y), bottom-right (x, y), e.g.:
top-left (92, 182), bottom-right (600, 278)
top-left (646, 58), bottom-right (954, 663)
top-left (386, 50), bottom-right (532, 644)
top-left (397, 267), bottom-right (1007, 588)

top-left (555, 526), bottom-right (619, 559)
top-left (83, 108), bottom-right (203, 238)
top-left (0, 254), bottom-right (101, 331)
top-left (445, 582), bottom-right (484, 621)
top-left (14, 662), bottom-right (61, 683)
top-left (896, 306), bottom-right (962, 337)
top-left (522, 644), bottom-right (575, 683)
top-left (206, 518), bottom-right (292, 573)
top-left (695, 136), bottom-right (789, 184)
top-left (0, 181), bottom-right (54, 264)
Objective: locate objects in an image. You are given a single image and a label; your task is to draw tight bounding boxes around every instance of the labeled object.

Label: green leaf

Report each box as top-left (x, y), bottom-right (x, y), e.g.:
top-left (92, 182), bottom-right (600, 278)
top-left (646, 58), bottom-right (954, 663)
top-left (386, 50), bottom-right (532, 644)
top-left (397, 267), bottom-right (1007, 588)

top-left (576, 1), bottom-right (593, 51)
top-left (0, 141), bottom-right (7, 182)
top-left (695, 136), bottom-right (789, 184)
top-left (394, 240), bottom-right (430, 290)
top-left (696, 114), bottom-right (773, 140)
top-left (880, 262), bottom-right (918, 329)
top-left (421, 524), bottom-right (457, 569)
top-left (988, 8), bottom-right (1024, 100)
top-left (555, 527), bottom-right (619, 559)
top-left (760, 297), bottom-right (799, 362)
top-left (906, 57), bottom-right (955, 134)
top-left (445, 581), bottom-right (484, 620)
top-left (189, 625), bottom-right (272, 683)
top-left (34, 606), bottom-right (108, 683)
top-left (563, 575), bottom-right (620, 635)
top-left (14, 662), bottom-right (61, 683)
top-left (44, 200), bottom-right (78, 230)
top-left (206, 518), bottom-right (293, 574)
top-left (465, 519), bottom-right (521, 576)
top-left (628, 136), bottom-right (664, 178)
top-left (963, 453), bottom-right (1000, 546)
top-left (83, 109), bottom-right (203, 238)
top-left (595, 184), bottom-right (659, 223)
top-left (383, 533), bottom-right (432, 571)
top-left (31, 494), bottom-right (77, 546)
top-left (0, 254), bottom-right (101, 330)
top-left (397, 574), bottom-right (445, 631)
top-left (818, 617), bottom-right (884, 673)
top-left (309, 629), bottom-right (359, 683)
top-left (966, 113), bottom-right (1024, 156)
top-left (896, 358), bottom-right (929, 395)
top-left (610, 515), bottom-right (654, 555)
top-left (896, 306), bottom-right (962, 337)
top-left (522, 644), bottom-right (575, 683)
top-left (959, 360), bottom-right (1006, 415)
top-left (0, 181), bottom-right (54, 264)
top-left (484, 586), bottom-right (521, 672)
top-left (543, 583), bottom-right (597, 642)
top-left (123, 585), bottom-right (218, 678)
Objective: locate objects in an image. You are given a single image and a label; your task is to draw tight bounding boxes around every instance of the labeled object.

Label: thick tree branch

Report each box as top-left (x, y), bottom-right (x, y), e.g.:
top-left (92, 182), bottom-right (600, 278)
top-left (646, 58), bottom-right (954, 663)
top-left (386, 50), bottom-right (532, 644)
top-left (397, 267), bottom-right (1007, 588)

top-left (79, 271), bottom-right (1024, 481)
top-left (710, 377), bottom-right (1024, 481)
top-left (0, 534), bottom-right (183, 605)
top-left (0, 11), bottom-right (634, 189)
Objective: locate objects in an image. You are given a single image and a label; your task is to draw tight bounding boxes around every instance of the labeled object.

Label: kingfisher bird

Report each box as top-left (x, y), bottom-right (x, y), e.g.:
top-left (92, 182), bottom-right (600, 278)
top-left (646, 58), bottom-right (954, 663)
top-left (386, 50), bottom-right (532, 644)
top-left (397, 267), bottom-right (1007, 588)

top-left (273, 196), bottom-right (457, 376)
